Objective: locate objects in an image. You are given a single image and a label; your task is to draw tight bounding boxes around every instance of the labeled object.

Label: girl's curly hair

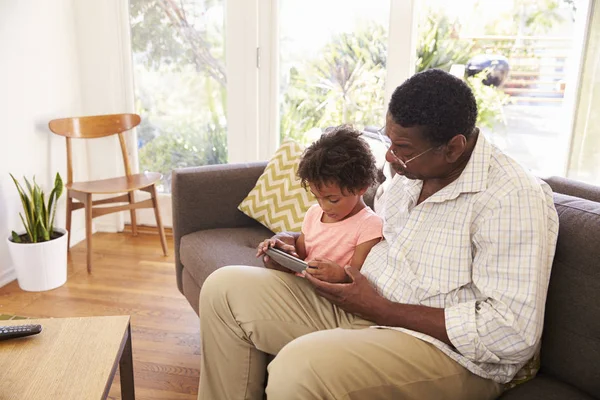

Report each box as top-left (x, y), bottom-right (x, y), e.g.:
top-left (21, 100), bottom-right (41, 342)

top-left (297, 125), bottom-right (377, 194)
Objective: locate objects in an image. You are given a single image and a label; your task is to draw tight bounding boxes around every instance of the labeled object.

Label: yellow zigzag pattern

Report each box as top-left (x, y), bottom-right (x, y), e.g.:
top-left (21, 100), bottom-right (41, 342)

top-left (238, 141), bottom-right (317, 233)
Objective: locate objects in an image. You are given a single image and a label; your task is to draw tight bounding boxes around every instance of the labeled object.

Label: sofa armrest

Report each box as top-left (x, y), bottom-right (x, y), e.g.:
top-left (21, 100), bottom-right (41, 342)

top-left (171, 161), bottom-right (267, 291)
top-left (543, 176), bottom-right (600, 203)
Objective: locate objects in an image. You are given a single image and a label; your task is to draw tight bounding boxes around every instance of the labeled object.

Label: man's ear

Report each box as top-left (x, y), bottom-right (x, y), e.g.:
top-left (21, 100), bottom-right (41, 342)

top-left (444, 134), bottom-right (467, 163)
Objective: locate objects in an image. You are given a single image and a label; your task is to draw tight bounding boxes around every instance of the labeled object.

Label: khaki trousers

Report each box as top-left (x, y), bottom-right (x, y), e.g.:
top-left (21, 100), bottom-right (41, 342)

top-left (198, 266), bottom-right (503, 400)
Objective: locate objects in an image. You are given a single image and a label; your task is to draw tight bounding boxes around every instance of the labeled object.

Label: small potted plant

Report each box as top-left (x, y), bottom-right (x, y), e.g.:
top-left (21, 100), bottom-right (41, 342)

top-left (6, 173), bottom-right (67, 291)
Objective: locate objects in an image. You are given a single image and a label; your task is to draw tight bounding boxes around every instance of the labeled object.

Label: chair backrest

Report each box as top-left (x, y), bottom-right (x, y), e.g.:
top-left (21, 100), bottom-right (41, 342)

top-left (48, 114), bottom-right (141, 185)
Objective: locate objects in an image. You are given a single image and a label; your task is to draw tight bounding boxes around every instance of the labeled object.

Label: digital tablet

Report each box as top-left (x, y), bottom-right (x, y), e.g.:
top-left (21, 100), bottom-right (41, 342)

top-left (265, 247), bottom-right (308, 274)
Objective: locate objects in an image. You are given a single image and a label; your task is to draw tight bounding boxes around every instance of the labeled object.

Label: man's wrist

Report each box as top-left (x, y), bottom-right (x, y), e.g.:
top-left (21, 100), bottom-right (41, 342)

top-left (370, 296), bottom-right (393, 326)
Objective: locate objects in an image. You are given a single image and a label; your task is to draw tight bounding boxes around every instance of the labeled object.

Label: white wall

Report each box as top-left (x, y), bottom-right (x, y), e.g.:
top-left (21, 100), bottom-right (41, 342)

top-left (0, 0), bottom-right (136, 287)
top-left (72, 0), bottom-right (137, 233)
top-left (0, 0), bottom-right (89, 286)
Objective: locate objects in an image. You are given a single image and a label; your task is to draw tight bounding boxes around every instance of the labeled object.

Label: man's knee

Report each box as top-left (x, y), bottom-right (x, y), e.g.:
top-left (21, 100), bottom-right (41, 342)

top-left (199, 265), bottom-right (291, 320)
top-left (199, 265), bottom-right (252, 317)
top-left (266, 333), bottom-right (342, 399)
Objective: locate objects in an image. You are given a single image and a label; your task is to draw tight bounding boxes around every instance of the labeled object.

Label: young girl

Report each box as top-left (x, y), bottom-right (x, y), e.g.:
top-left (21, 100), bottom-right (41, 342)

top-left (257, 126), bottom-right (383, 283)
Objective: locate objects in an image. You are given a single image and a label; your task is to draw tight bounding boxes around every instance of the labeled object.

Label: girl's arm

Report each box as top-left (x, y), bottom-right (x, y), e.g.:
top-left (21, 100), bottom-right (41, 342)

top-left (306, 237), bottom-right (381, 283)
top-left (296, 233), bottom-right (307, 260)
top-left (348, 237), bottom-right (382, 270)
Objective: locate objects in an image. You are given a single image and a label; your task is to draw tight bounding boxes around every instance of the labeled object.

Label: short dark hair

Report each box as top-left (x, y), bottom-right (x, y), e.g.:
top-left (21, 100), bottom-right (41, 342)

top-left (297, 125), bottom-right (377, 194)
top-left (388, 69), bottom-right (477, 146)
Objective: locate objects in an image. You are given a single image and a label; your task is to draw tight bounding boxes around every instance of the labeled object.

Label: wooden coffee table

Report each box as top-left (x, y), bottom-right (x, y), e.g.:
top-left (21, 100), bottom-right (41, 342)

top-left (0, 315), bottom-right (134, 399)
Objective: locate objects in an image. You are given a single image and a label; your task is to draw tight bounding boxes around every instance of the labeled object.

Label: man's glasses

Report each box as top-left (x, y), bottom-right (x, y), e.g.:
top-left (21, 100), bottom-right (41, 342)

top-left (376, 126), bottom-right (435, 169)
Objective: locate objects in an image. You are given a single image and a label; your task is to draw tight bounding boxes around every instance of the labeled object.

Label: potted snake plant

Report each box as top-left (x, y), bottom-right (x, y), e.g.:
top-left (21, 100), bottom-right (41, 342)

top-left (6, 173), bottom-right (67, 291)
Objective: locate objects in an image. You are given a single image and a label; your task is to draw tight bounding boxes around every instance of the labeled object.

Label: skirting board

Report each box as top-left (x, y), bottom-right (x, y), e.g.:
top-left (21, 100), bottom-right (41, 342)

top-left (0, 226), bottom-right (91, 288)
top-left (68, 227), bottom-right (89, 248)
top-left (0, 268), bottom-right (17, 288)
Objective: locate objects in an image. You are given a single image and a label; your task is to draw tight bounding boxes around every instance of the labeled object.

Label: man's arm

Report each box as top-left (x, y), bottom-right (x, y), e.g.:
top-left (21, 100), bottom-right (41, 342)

top-left (444, 188), bottom-right (557, 363)
top-left (305, 187), bottom-right (557, 357)
top-left (373, 299), bottom-right (451, 345)
top-left (304, 266), bottom-right (453, 346)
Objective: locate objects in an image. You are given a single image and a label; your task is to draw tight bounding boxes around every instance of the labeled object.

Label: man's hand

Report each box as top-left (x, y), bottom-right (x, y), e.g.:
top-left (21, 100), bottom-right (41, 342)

top-left (304, 265), bottom-right (387, 321)
top-left (256, 233), bottom-right (300, 274)
top-left (306, 258), bottom-right (348, 283)
top-left (306, 265), bottom-right (452, 345)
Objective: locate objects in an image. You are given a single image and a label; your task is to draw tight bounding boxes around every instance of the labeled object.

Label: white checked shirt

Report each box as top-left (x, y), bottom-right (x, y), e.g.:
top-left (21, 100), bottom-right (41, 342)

top-left (361, 133), bottom-right (559, 384)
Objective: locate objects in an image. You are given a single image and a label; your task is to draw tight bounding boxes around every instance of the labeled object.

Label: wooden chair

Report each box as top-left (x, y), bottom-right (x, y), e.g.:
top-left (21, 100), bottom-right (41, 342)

top-left (48, 113), bottom-right (168, 273)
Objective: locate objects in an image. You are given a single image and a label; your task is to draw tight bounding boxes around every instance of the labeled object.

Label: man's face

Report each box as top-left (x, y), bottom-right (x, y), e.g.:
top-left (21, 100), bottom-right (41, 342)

top-left (384, 113), bottom-right (445, 181)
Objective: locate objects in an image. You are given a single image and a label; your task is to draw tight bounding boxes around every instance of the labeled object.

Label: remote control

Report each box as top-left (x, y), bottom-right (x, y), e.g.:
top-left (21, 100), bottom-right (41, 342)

top-left (0, 324), bottom-right (42, 341)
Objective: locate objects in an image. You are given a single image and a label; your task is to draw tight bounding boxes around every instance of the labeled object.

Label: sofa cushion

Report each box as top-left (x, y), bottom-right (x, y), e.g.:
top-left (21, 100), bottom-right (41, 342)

top-left (538, 193), bottom-right (600, 398)
top-left (498, 373), bottom-right (595, 400)
top-left (180, 226), bottom-right (274, 290)
top-left (238, 140), bottom-right (317, 233)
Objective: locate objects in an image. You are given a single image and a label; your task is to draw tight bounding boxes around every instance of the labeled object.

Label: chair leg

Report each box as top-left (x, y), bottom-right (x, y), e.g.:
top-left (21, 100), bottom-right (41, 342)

top-left (84, 193), bottom-right (93, 273)
top-left (128, 191), bottom-right (138, 236)
top-left (149, 185), bottom-right (168, 256)
top-left (66, 195), bottom-right (73, 251)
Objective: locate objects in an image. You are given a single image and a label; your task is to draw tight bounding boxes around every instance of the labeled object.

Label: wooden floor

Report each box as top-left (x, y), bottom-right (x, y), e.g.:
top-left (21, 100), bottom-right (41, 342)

top-left (0, 232), bottom-right (200, 400)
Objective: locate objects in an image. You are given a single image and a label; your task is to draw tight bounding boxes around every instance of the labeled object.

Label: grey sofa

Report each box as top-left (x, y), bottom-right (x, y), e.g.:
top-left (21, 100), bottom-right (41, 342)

top-left (172, 162), bottom-right (600, 399)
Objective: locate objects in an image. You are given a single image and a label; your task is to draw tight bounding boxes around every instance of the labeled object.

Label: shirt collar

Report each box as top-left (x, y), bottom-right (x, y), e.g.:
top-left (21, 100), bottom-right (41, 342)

top-left (426, 130), bottom-right (491, 203)
top-left (398, 131), bottom-right (492, 205)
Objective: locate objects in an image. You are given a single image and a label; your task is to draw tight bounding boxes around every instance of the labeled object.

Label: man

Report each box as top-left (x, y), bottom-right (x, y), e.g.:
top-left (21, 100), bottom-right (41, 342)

top-left (197, 69), bottom-right (559, 399)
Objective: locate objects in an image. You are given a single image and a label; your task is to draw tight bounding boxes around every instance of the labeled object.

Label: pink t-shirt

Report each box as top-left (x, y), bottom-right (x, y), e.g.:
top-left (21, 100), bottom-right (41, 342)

top-left (302, 204), bottom-right (383, 267)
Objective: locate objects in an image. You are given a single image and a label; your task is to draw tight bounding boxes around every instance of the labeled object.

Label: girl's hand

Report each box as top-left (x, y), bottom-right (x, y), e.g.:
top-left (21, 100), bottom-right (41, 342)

top-left (256, 238), bottom-right (298, 258)
top-left (256, 235), bottom-right (300, 275)
top-left (305, 258), bottom-right (349, 283)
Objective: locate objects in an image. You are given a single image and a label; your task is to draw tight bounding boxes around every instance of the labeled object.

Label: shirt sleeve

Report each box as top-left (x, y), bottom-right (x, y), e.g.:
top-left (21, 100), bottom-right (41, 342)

top-left (445, 187), bottom-right (558, 365)
top-left (356, 210), bottom-right (384, 245)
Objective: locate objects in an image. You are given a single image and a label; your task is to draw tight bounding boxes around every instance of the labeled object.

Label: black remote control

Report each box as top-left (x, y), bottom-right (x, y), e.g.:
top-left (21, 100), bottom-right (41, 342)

top-left (0, 324), bottom-right (42, 341)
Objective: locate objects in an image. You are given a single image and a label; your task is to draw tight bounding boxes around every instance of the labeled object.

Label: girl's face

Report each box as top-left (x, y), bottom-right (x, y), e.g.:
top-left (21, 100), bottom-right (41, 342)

top-left (308, 182), bottom-right (366, 223)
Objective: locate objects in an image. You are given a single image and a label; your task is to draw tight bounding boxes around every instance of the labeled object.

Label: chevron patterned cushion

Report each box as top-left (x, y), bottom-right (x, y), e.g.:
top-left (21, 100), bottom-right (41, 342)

top-left (238, 140), bottom-right (317, 233)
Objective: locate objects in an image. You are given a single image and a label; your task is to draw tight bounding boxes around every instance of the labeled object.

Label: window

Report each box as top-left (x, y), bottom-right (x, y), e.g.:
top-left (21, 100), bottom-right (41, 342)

top-left (123, 0), bottom-right (594, 228)
top-left (129, 0), bottom-right (226, 193)
top-left (277, 0), bottom-right (391, 145)
top-left (414, 0), bottom-right (591, 178)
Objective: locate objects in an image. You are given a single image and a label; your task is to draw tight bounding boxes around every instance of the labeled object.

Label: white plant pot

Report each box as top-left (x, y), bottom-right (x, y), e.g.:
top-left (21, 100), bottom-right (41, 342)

top-left (6, 227), bottom-right (68, 292)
